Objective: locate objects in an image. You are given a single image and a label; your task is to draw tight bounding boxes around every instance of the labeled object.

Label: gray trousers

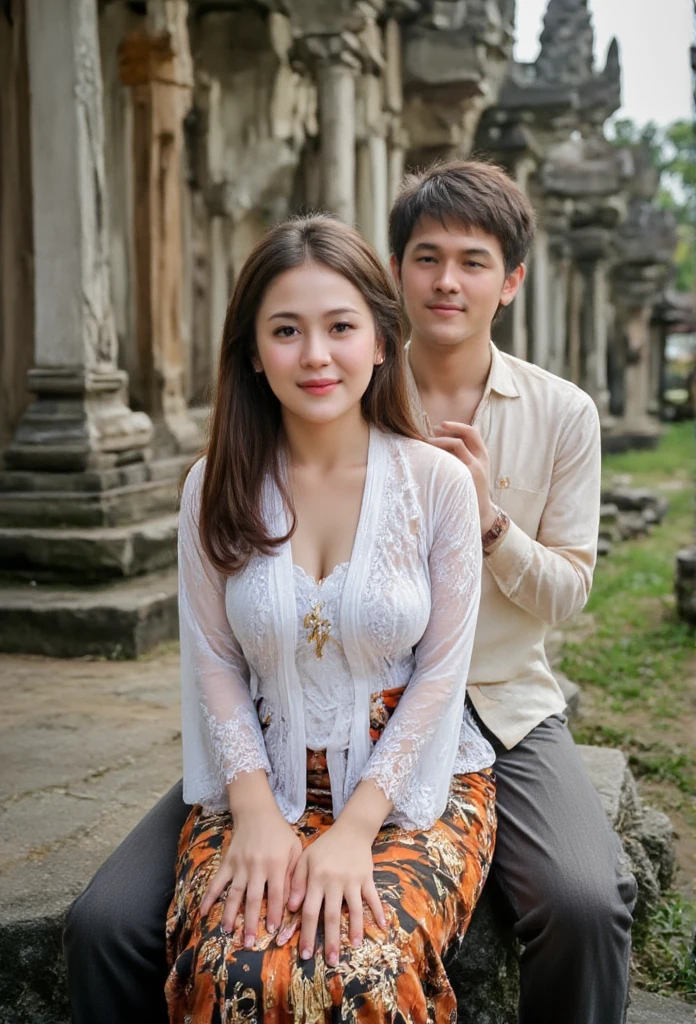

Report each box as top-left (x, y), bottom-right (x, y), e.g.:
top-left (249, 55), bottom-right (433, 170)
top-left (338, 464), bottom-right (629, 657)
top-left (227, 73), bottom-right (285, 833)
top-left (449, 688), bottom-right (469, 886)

top-left (63, 714), bottom-right (636, 1024)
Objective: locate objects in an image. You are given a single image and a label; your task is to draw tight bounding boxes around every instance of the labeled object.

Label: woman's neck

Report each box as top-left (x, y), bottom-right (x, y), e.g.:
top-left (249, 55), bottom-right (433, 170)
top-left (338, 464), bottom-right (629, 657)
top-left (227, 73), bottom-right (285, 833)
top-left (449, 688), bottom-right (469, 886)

top-left (281, 407), bottom-right (370, 472)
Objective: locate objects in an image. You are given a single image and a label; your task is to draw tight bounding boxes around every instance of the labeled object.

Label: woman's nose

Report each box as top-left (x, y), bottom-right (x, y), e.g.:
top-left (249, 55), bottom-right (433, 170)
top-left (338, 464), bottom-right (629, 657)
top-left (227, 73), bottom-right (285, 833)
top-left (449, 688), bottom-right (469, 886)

top-left (299, 332), bottom-right (331, 366)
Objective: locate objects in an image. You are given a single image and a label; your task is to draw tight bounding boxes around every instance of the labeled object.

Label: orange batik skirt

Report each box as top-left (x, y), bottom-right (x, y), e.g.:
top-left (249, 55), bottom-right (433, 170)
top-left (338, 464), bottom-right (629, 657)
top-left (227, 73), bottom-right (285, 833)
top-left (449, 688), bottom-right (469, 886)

top-left (165, 689), bottom-right (496, 1024)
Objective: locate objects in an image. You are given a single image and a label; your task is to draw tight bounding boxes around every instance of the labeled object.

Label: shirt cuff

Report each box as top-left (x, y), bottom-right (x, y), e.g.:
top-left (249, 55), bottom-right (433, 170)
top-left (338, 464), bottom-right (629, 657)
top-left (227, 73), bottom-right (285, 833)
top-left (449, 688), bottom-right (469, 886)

top-left (483, 518), bottom-right (534, 598)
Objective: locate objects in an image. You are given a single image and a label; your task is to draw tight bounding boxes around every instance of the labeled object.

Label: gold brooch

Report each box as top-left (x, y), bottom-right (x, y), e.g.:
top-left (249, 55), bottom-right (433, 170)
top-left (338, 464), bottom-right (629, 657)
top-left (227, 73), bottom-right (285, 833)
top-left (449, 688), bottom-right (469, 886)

top-left (304, 602), bottom-right (332, 659)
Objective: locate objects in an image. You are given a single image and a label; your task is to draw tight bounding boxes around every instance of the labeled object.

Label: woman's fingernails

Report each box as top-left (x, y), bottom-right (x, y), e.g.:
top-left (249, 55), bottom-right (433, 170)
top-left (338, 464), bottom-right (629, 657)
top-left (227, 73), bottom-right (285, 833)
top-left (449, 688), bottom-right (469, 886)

top-left (244, 934), bottom-right (255, 949)
top-left (301, 947), bottom-right (312, 960)
top-left (328, 951), bottom-right (339, 967)
top-left (267, 923), bottom-right (278, 936)
top-left (352, 937), bottom-right (361, 948)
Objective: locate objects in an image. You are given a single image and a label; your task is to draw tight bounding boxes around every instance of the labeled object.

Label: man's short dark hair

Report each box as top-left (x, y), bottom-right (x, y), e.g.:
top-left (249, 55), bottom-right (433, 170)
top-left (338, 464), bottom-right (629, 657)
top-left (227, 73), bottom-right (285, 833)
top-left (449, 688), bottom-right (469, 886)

top-left (389, 159), bottom-right (536, 275)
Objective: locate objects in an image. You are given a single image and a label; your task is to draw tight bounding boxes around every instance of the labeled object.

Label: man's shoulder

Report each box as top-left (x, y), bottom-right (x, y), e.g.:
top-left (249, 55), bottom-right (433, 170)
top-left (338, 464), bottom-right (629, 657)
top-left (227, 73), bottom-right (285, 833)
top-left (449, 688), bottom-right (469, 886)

top-left (500, 351), bottom-right (598, 420)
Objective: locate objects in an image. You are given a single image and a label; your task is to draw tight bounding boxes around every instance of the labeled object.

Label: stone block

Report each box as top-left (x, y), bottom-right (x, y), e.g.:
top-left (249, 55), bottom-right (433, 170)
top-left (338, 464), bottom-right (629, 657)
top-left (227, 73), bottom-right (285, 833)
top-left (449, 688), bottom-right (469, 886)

top-left (554, 670), bottom-right (581, 722)
top-left (0, 569), bottom-right (179, 658)
top-left (675, 547), bottom-right (696, 625)
top-left (448, 885), bottom-right (519, 1024)
top-left (618, 510), bottom-right (650, 540)
top-left (0, 514), bottom-right (178, 582)
top-left (627, 989), bottom-right (695, 1023)
top-left (639, 806), bottom-right (677, 891)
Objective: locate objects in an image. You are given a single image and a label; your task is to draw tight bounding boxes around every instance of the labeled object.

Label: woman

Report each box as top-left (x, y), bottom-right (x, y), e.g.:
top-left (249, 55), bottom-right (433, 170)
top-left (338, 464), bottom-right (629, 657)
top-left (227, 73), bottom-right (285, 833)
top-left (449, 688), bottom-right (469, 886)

top-left (167, 215), bottom-right (496, 1023)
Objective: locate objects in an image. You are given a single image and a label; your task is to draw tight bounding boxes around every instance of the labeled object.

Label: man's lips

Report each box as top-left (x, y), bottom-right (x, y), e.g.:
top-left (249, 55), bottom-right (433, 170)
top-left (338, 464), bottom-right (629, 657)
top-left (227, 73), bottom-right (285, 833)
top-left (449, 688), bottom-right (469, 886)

top-left (298, 378), bottom-right (340, 395)
top-left (427, 303), bottom-right (466, 317)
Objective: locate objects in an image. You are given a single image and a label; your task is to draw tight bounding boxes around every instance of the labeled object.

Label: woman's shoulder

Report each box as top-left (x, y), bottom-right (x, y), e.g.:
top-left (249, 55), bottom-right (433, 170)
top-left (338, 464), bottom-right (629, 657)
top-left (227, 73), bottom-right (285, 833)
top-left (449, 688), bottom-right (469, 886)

top-left (180, 455), bottom-right (207, 510)
top-left (386, 432), bottom-right (473, 489)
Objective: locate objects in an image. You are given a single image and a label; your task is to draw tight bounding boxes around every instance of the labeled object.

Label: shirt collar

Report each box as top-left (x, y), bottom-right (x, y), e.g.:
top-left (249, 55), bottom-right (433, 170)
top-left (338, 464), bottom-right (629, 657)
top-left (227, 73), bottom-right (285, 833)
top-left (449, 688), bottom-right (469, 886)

top-left (486, 342), bottom-right (520, 399)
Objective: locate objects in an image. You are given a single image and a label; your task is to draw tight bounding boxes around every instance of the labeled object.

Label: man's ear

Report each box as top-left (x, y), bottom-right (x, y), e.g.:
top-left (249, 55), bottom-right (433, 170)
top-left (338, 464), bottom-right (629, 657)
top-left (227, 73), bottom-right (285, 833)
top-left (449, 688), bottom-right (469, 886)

top-left (499, 263), bottom-right (526, 307)
top-left (389, 253), bottom-right (402, 290)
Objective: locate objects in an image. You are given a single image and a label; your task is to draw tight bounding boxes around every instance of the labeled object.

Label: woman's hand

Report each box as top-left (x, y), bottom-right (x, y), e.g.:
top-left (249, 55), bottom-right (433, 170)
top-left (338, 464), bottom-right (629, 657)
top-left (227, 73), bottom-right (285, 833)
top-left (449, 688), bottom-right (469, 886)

top-left (201, 772), bottom-right (302, 946)
top-left (286, 817), bottom-right (387, 967)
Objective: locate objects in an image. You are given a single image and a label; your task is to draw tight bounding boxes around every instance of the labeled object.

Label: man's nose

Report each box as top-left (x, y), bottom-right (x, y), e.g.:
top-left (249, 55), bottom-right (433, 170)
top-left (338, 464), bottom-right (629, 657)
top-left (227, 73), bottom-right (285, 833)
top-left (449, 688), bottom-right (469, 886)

top-left (433, 262), bottom-right (461, 293)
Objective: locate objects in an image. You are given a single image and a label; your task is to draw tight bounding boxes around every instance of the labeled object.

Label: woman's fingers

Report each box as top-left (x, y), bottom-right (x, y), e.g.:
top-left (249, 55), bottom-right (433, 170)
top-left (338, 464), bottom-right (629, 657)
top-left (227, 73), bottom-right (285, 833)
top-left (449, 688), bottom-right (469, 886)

top-left (363, 879), bottom-right (387, 931)
top-left (287, 852), bottom-right (308, 913)
top-left (242, 873), bottom-right (266, 948)
top-left (220, 877), bottom-right (247, 934)
top-left (322, 885), bottom-right (344, 967)
top-left (344, 886), bottom-right (364, 950)
top-left (201, 860), bottom-right (234, 917)
top-left (298, 882), bottom-right (323, 961)
top-left (266, 872), bottom-right (285, 936)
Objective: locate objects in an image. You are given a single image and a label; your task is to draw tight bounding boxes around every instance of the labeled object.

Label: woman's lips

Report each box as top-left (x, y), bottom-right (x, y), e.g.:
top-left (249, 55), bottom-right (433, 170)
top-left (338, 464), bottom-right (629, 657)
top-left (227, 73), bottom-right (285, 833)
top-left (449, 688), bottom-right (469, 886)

top-left (298, 379), bottom-right (340, 396)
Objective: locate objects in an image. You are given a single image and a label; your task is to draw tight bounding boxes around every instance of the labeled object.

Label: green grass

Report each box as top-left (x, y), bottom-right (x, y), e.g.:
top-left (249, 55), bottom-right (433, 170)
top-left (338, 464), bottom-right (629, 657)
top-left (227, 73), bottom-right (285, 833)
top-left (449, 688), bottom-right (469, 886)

top-left (559, 421), bottom-right (696, 1001)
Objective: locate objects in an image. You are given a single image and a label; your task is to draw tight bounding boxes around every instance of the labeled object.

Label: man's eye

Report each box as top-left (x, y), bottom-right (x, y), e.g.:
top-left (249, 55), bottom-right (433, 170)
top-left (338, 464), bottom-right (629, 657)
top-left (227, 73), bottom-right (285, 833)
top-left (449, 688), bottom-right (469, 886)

top-left (273, 325), bottom-right (297, 338)
top-left (466, 261), bottom-right (484, 269)
top-left (417, 256), bottom-right (436, 264)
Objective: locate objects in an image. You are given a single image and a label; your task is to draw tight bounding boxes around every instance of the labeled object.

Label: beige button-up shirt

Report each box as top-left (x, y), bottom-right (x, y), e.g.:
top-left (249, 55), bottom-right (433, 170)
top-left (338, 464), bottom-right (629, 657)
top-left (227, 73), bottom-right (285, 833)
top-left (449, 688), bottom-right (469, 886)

top-left (407, 342), bottom-right (601, 748)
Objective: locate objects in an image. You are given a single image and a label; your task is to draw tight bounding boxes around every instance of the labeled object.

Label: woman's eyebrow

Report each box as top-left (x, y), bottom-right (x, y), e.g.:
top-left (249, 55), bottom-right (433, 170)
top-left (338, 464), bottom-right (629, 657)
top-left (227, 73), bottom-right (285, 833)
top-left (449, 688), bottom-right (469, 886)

top-left (268, 307), bottom-right (360, 321)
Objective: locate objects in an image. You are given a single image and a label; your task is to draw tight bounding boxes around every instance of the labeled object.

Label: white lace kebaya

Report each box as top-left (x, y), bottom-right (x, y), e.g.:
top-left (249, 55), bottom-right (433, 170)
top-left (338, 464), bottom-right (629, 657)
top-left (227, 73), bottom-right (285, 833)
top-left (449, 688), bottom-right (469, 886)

top-left (178, 427), bottom-right (495, 832)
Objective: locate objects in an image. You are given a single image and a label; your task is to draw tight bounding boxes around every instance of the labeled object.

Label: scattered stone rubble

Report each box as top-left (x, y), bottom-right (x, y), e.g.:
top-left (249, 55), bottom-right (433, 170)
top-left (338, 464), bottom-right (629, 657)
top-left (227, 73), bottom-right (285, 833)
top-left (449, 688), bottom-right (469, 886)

top-left (598, 475), bottom-right (670, 557)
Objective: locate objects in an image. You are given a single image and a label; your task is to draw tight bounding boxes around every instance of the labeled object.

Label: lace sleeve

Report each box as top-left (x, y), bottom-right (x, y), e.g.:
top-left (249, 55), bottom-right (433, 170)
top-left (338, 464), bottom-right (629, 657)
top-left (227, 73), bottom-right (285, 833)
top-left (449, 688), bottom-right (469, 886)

top-left (361, 459), bottom-right (482, 830)
top-left (179, 460), bottom-right (271, 810)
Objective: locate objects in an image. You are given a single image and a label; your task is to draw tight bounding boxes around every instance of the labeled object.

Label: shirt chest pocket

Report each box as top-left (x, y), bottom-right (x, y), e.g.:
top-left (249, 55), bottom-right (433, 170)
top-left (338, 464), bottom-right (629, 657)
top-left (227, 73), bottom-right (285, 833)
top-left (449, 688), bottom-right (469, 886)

top-left (492, 476), bottom-right (548, 539)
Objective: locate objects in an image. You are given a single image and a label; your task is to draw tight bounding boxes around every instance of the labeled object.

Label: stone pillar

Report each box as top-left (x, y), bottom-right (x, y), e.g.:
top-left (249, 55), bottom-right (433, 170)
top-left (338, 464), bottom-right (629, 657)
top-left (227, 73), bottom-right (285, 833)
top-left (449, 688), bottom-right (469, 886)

top-left (0, 1), bottom-right (33, 449)
top-left (548, 245), bottom-right (571, 379)
top-left (313, 38), bottom-right (360, 225)
top-left (5, 0), bottom-right (152, 473)
top-left (507, 157), bottom-right (535, 361)
top-left (384, 17), bottom-right (405, 208)
top-left (579, 259), bottom-right (612, 424)
top-left (619, 305), bottom-right (660, 445)
top-left (118, 0), bottom-right (200, 454)
top-left (357, 73), bottom-right (389, 260)
top-left (530, 227), bottom-right (551, 369)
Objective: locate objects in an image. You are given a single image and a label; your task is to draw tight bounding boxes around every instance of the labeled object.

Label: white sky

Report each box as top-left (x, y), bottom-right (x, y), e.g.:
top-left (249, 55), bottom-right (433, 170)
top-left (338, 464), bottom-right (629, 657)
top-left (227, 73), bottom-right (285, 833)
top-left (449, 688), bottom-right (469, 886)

top-left (514, 0), bottom-right (693, 127)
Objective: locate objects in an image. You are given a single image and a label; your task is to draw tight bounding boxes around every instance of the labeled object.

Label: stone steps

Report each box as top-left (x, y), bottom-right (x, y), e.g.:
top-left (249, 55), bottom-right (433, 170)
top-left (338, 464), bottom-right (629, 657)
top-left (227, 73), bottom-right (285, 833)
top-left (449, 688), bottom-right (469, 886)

top-left (0, 568), bottom-right (179, 658)
top-left (0, 514), bottom-right (179, 582)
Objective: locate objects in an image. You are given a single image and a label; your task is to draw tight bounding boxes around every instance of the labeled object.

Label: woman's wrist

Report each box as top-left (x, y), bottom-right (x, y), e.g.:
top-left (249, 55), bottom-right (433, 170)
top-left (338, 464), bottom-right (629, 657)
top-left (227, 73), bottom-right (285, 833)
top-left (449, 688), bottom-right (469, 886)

top-left (227, 768), bottom-right (279, 823)
top-left (334, 780), bottom-right (392, 843)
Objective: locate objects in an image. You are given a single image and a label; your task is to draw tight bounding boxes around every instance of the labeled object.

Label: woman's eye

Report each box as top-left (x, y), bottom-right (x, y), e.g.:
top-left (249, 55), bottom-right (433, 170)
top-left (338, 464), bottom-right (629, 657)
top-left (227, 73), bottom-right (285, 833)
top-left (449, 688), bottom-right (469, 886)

top-left (273, 325), bottom-right (298, 338)
top-left (332, 321), bottom-right (354, 334)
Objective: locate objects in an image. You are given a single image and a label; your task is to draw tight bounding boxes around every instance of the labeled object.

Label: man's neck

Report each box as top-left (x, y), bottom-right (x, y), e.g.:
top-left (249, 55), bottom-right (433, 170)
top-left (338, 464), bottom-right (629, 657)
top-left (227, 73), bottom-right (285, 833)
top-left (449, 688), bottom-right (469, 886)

top-left (408, 332), bottom-right (493, 399)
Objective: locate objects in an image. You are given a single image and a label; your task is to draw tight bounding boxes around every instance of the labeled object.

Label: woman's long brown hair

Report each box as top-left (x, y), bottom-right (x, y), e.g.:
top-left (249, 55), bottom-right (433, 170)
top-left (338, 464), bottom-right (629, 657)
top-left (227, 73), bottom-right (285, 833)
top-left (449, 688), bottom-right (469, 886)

top-left (196, 214), bottom-right (422, 575)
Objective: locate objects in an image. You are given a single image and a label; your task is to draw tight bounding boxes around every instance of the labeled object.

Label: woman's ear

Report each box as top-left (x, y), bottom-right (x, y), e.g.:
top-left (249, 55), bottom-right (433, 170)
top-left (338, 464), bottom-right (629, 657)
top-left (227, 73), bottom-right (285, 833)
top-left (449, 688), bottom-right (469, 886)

top-left (251, 354), bottom-right (263, 373)
top-left (374, 338), bottom-right (385, 366)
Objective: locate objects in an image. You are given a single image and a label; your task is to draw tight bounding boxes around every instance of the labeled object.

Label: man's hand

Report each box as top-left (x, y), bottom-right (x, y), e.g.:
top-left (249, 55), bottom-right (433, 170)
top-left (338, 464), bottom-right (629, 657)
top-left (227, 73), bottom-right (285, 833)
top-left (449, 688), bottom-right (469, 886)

top-left (430, 421), bottom-right (497, 534)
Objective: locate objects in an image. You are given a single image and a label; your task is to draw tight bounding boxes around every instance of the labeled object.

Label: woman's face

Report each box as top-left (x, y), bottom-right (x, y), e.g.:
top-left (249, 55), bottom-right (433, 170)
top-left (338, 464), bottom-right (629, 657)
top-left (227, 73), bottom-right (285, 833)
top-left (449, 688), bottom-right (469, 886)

top-left (254, 262), bottom-right (383, 426)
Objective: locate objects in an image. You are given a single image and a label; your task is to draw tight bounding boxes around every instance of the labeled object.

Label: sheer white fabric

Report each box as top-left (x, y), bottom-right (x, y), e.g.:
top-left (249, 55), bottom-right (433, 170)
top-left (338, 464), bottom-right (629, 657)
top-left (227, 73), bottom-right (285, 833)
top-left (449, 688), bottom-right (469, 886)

top-left (179, 428), bottom-right (495, 830)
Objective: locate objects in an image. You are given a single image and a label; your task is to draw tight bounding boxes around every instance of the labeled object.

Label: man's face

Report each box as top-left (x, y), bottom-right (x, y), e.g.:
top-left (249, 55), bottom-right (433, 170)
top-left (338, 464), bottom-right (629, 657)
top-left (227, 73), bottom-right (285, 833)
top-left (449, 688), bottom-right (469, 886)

top-left (393, 217), bottom-right (524, 348)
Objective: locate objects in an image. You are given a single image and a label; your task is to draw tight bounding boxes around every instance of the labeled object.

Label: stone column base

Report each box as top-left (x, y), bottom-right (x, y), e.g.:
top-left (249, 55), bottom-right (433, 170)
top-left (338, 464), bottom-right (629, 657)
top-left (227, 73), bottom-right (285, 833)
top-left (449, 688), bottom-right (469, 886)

top-left (4, 367), bottom-right (153, 473)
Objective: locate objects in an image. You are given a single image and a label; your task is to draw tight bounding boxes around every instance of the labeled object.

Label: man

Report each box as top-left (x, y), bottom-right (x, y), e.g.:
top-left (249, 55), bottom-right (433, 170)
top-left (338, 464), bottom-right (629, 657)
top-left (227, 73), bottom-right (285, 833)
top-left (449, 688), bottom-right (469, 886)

top-left (64, 161), bottom-right (636, 1024)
